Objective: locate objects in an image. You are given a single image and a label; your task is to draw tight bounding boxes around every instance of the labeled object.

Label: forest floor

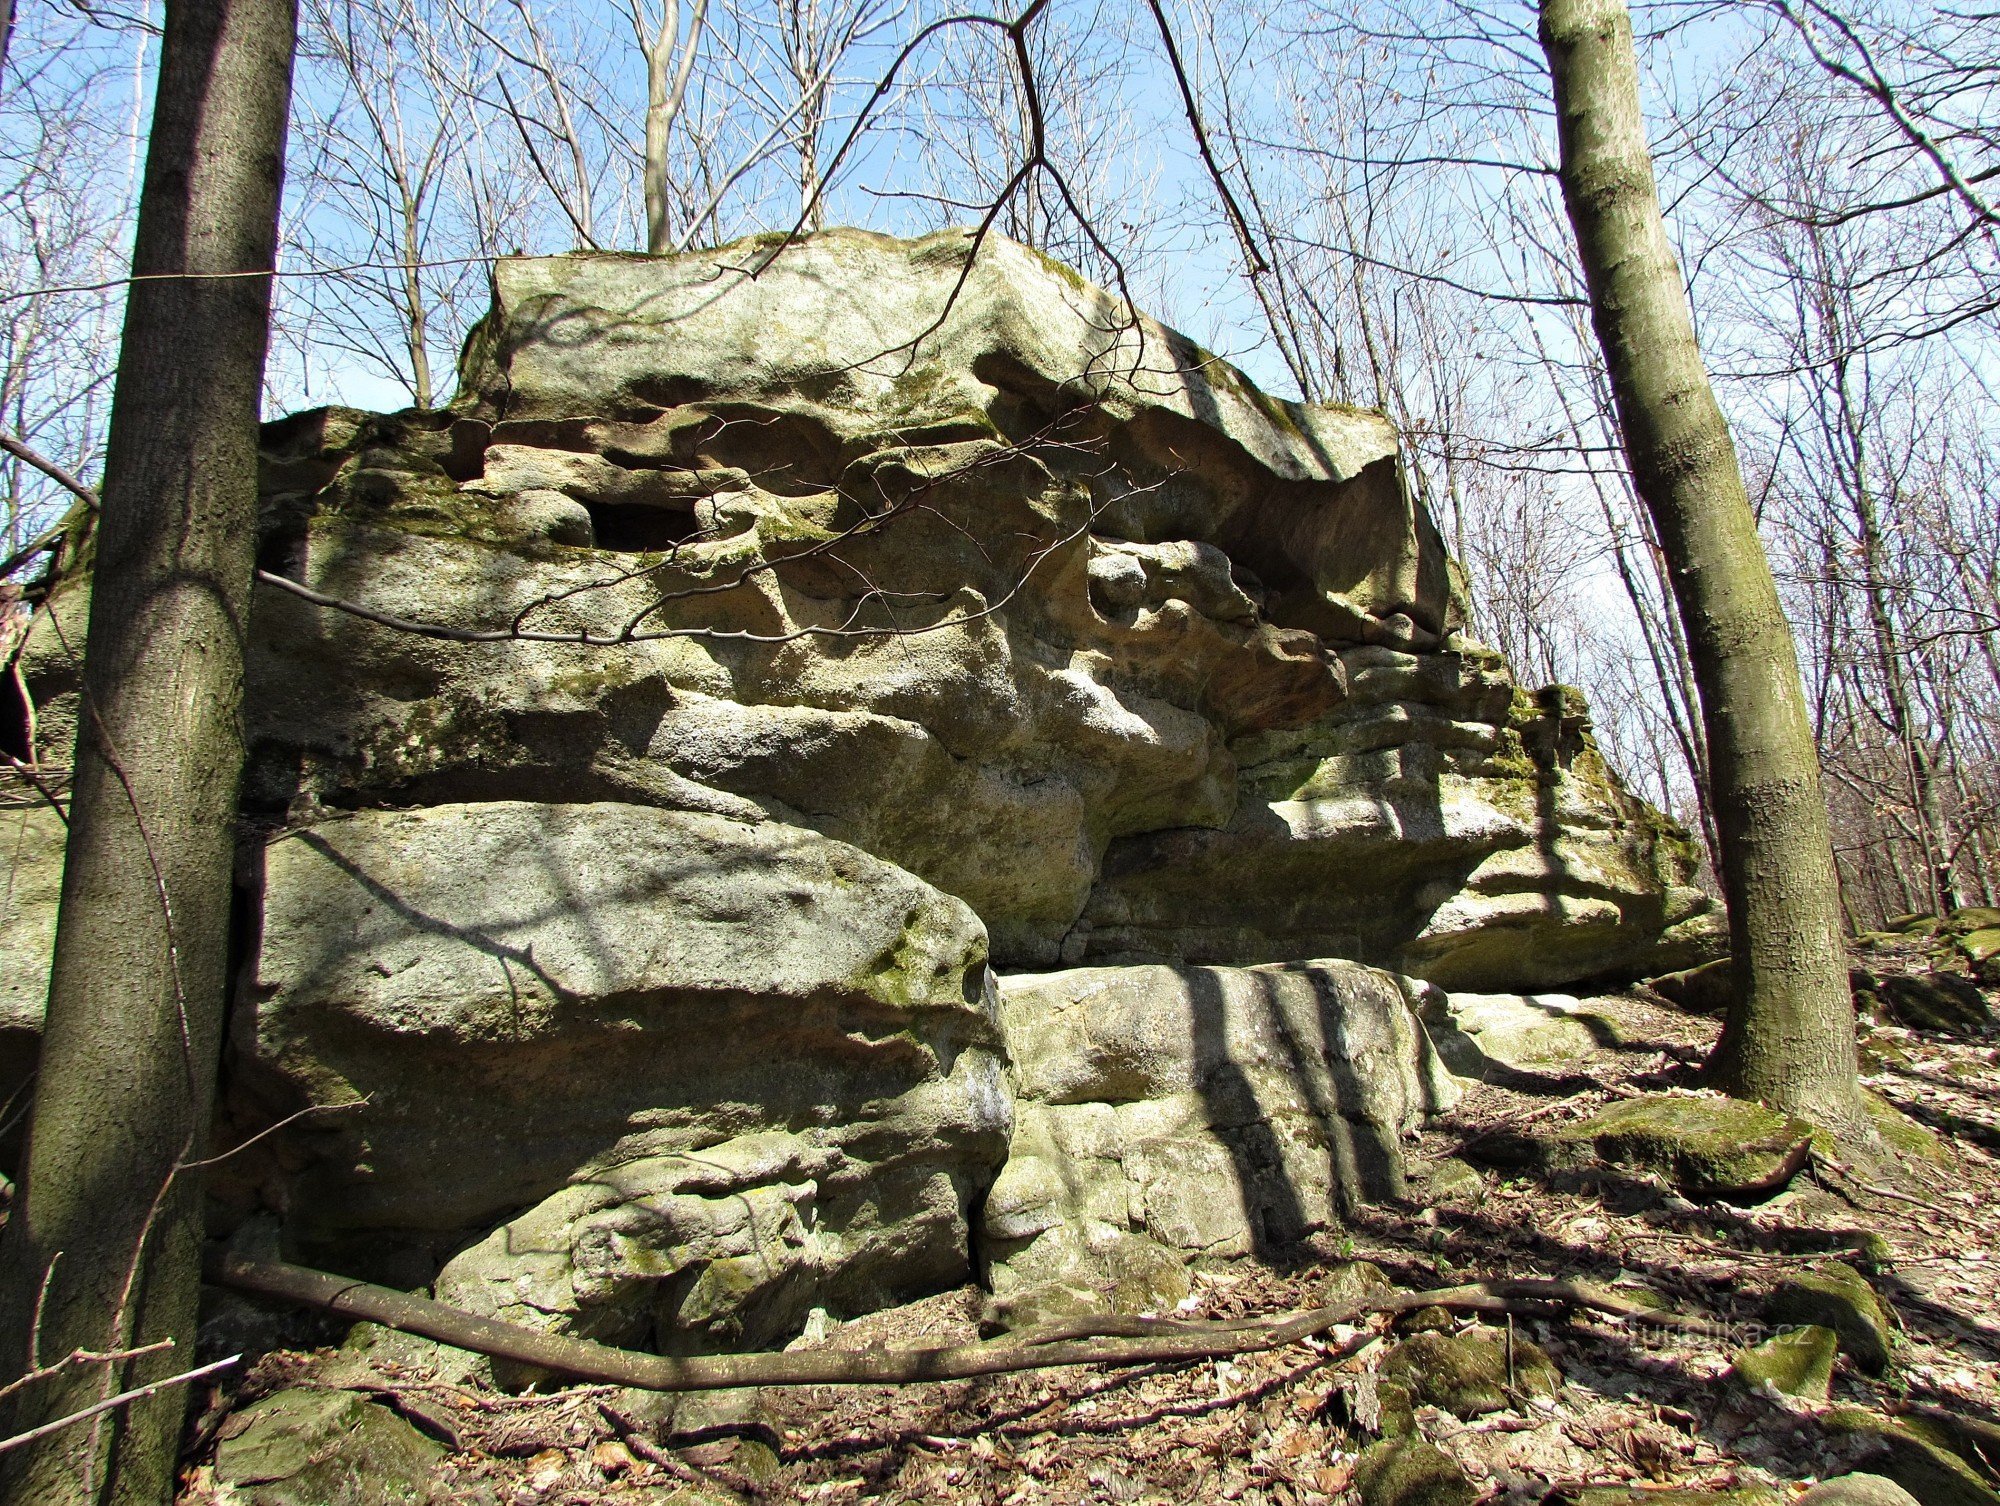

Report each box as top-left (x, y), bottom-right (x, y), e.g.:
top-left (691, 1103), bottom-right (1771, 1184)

top-left (176, 958), bottom-right (2000, 1506)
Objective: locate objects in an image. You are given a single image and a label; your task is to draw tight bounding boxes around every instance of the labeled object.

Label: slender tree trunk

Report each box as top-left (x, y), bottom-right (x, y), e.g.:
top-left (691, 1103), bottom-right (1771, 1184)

top-left (0, 1), bottom-right (295, 1500)
top-left (642, 0), bottom-right (681, 254)
top-left (640, 0), bottom-right (709, 255)
top-left (398, 182), bottom-right (434, 408)
top-left (1538, 0), bottom-right (1861, 1126)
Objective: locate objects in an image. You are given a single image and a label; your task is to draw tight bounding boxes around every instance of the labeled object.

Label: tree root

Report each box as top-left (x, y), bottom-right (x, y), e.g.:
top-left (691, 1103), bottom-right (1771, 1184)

top-left (204, 1251), bottom-right (1697, 1394)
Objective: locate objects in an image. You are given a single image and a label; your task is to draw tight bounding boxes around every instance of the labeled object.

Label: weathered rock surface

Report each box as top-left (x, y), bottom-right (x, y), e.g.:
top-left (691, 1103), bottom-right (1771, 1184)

top-left (1080, 678), bottom-right (1716, 987)
top-left (1, 230), bottom-right (1715, 1352)
top-left (1732, 1323), bottom-right (1839, 1399)
top-left (1415, 987), bottom-right (1628, 1078)
top-left (1379, 1326), bottom-right (1561, 1418)
top-left (1354, 1437), bottom-right (1478, 1506)
top-left (230, 799), bottom-right (1009, 1349)
top-left (1822, 1408), bottom-right (2000, 1506)
top-left (1467, 1092), bottom-right (1815, 1198)
top-left (981, 960), bottom-right (1457, 1323)
top-left (0, 802), bottom-right (60, 1151)
top-left (14, 229), bottom-right (1702, 988)
top-left (1795, 1477), bottom-right (1924, 1506)
top-left (1854, 969), bottom-right (1993, 1036)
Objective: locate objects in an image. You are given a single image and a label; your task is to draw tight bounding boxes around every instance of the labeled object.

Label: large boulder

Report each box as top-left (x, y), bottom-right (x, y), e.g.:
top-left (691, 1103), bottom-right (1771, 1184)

top-left (1, 230), bottom-right (1709, 1347)
top-left (980, 960), bottom-right (1457, 1323)
top-left (223, 799), bottom-right (1010, 1350)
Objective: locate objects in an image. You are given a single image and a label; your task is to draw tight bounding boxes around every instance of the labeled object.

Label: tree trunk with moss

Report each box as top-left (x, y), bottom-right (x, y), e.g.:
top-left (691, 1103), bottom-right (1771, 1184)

top-left (0, 1), bottom-right (295, 1500)
top-left (1538, 0), bottom-right (1862, 1126)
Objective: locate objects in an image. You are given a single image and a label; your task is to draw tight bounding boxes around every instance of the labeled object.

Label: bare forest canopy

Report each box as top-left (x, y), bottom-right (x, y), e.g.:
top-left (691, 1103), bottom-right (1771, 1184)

top-left (1, 0), bottom-right (1996, 923)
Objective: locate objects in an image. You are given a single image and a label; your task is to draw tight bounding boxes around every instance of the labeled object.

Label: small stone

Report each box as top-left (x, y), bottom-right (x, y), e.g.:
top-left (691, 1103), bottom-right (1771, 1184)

top-left (1393, 1304), bottom-right (1459, 1334)
top-left (1766, 1262), bottom-right (1895, 1375)
top-left (590, 1440), bottom-right (639, 1476)
top-left (1318, 1259), bottom-right (1394, 1309)
top-left (1409, 1157), bottom-right (1486, 1201)
top-left (1731, 1323), bottom-right (1838, 1399)
top-left (1380, 1326), bottom-right (1560, 1418)
top-left (213, 1388), bottom-right (444, 1506)
top-left (1555, 1092), bottom-right (1813, 1196)
top-left (1649, 958), bottom-right (1733, 1016)
top-left (1353, 1438), bottom-right (1477, 1506)
top-left (1820, 1408), bottom-right (2000, 1506)
top-left (1794, 1475), bottom-right (1923, 1506)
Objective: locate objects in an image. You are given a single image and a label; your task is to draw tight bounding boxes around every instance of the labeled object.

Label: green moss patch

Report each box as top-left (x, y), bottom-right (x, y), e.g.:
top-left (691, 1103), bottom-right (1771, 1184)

top-left (1354, 1438), bottom-right (1477, 1506)
top-left (1731, 1323), bottom-right (1838, 1399)
top-left (1820, 1409), bottom-right (2000, 1506)
top-left (1766, 1262), bottom-right (1894, 1375)
top-left (1556, 1092), bottom-right (1813, 1197)
top-left (213, 1388), bottom-right (445, 1506)
top-left (1380, 1326), bottom-right (1560, 1419)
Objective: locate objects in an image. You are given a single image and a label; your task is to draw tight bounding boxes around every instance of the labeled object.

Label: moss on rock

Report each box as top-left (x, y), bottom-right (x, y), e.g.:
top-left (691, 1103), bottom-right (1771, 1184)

top-left (213, 1389), bottom-right (444, 1506)
top-left (1318, 1259), bottom-right (1394, 1309)
top-left (1821, 1408), bottom-right (2000, 1506)
top-left (1380, 1326), bottom-right (1560, 1418)
top-left (1855, 971), bottom-right (1992, 1036)
top-left (1862, 1089), bottom-right (1946, 1165)
top-left (1767, 1263), bottom-right (1895, 1375)
top-left (1354, 1438), bottom-right (1477, 1506)
top-left (1556, 1092), bottom-right (1812, 1196)
top-left (1731, 1323), bottom-right (1838, 1399)
top-left (1955, 928), bottom-right (2000, 984)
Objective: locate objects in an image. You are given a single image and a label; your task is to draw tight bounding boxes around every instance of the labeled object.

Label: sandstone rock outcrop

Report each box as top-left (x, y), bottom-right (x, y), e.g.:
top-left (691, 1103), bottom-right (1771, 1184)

top-left (0, 803), bottom-right (60, 1155)
top-left (226, 230), bottom-right (1700, 984)
top-left (2, 229), bottom-right (1716, 1348)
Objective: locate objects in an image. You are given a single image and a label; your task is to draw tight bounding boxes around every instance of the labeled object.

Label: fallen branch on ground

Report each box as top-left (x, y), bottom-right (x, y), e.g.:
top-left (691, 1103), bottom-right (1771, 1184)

top-left (206, 1251), bottom-right (1700, 1394)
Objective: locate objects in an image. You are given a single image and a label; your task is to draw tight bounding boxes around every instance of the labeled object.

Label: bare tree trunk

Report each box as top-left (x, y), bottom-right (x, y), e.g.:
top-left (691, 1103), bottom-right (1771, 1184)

top-left (1539, 0), bottom-right (1861, 1126)
top-left (0, 0), bottom-right (295, 1499)
top-left (639, 0), bottom-right (709, 254)
top-left (783, 0), bottom-right (828, 228)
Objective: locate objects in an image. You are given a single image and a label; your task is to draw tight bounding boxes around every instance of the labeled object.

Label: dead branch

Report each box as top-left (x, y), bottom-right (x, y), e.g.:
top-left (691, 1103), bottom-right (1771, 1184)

top-left (0, 430), bottom-right (101, 513)
top-left (206, 1251), bottom-right (1696, 1394)
top-left (0, 1355), bottom-right (239, 1457)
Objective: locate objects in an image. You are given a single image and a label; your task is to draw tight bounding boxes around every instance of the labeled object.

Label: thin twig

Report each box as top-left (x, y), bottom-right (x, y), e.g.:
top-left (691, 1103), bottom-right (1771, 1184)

top-left (0, 1355), bottom-right (239, 1457)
